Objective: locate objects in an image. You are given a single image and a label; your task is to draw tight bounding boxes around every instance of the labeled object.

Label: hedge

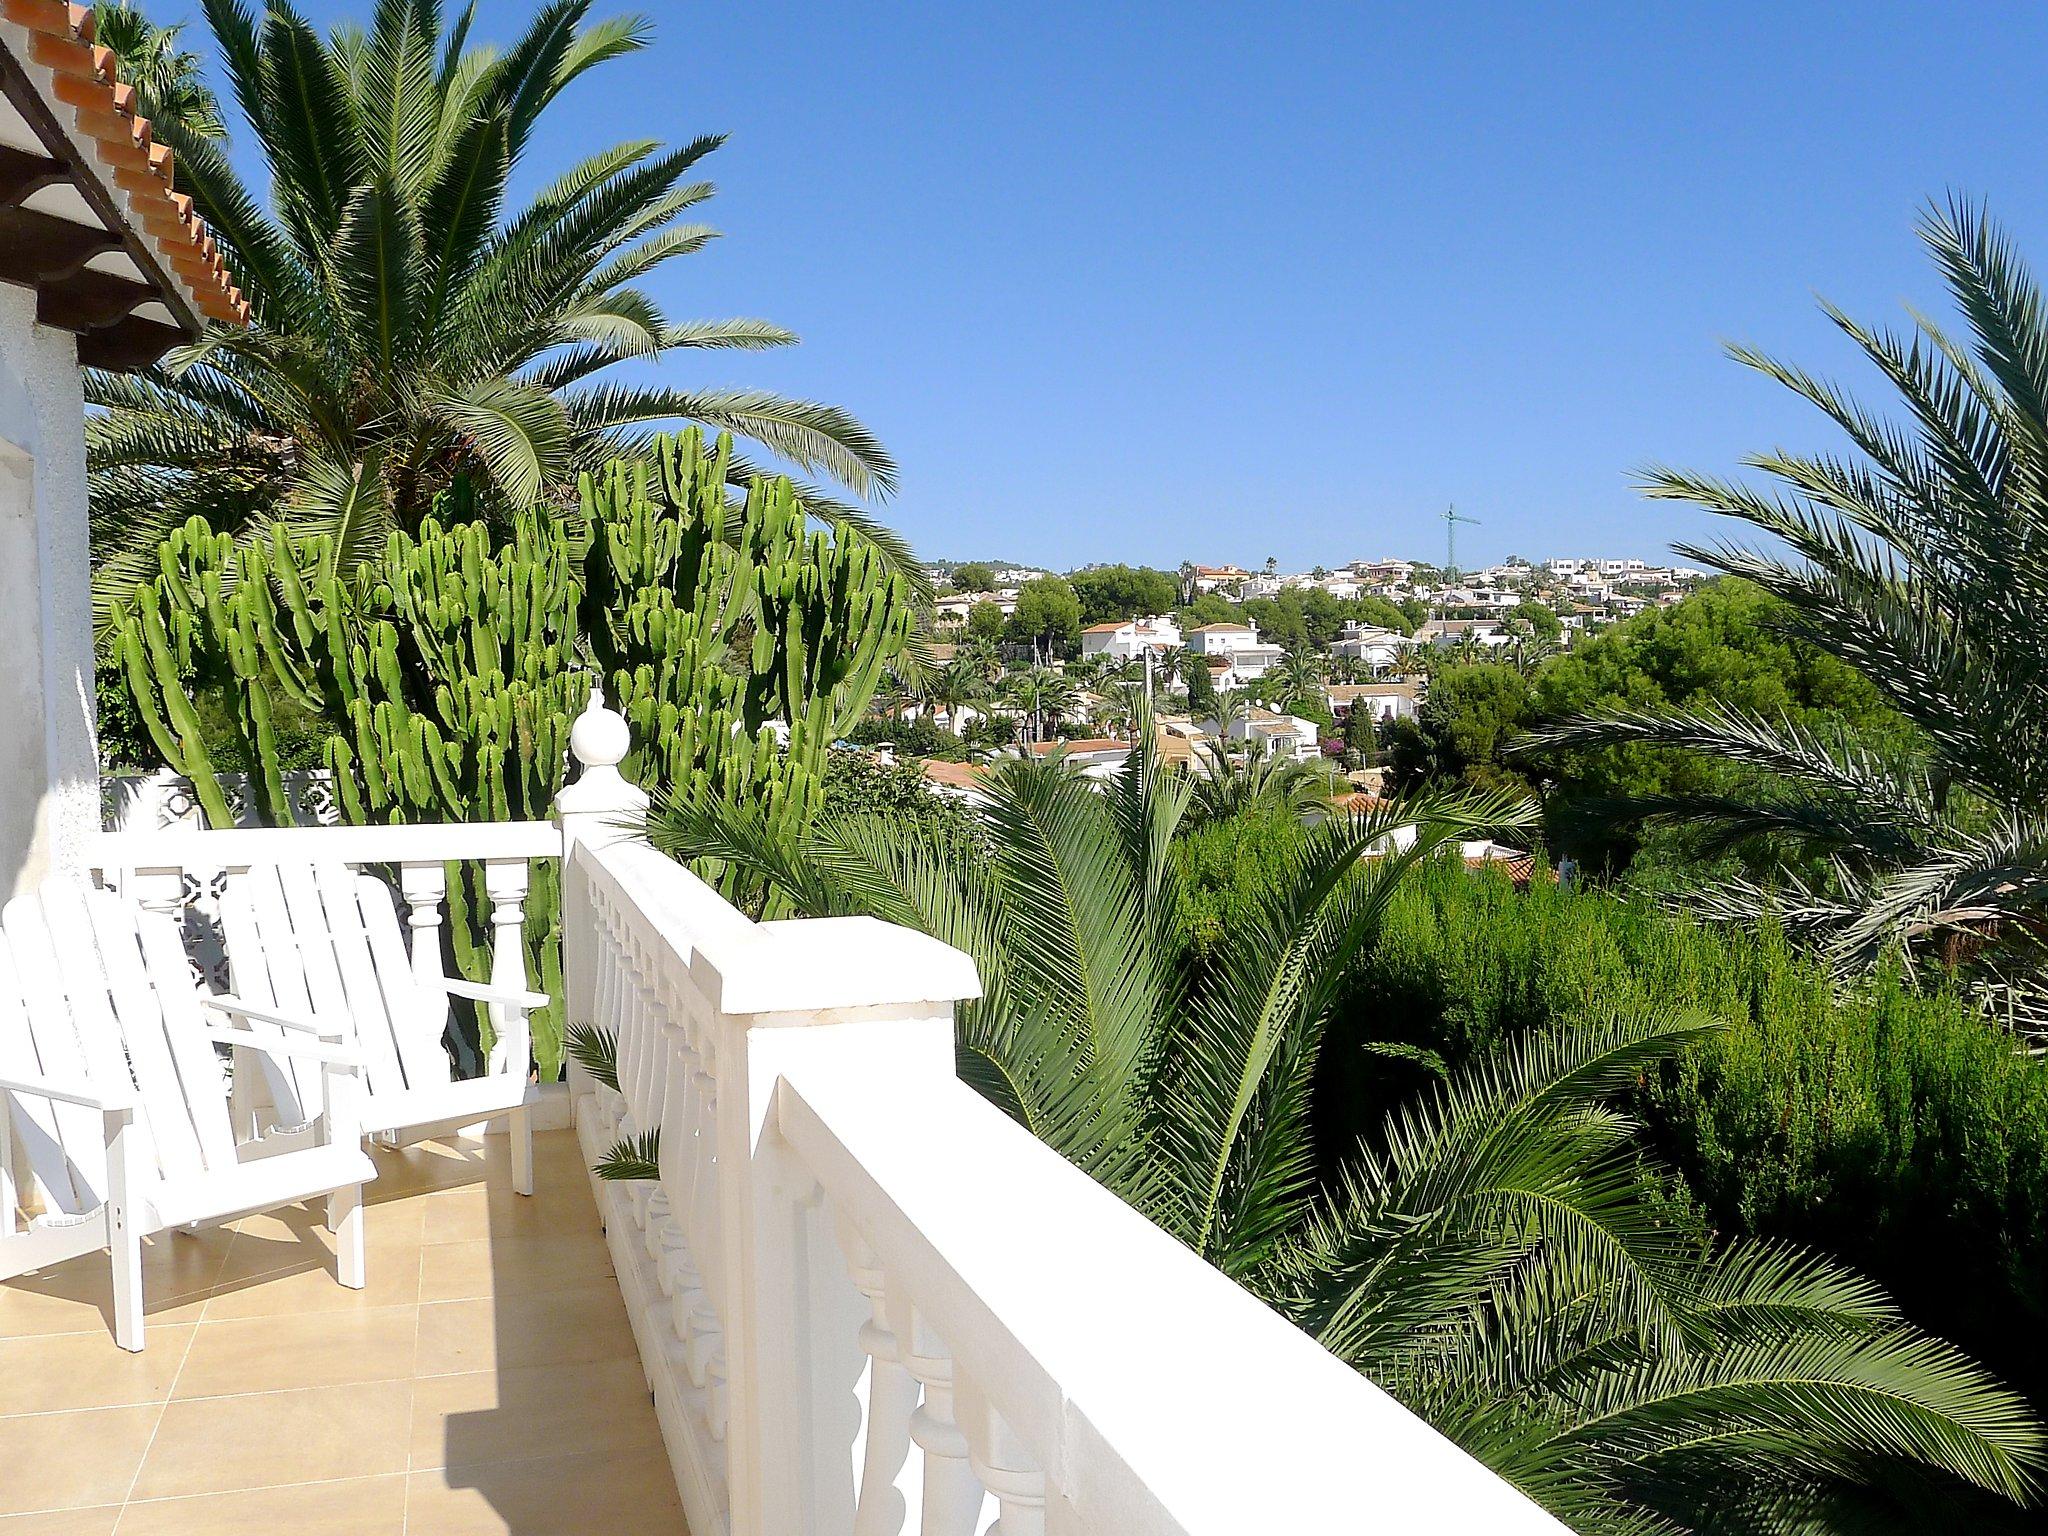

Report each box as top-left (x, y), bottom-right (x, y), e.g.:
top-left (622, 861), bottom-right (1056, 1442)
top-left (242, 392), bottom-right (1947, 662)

top-left (1322, 857), bottom-right (2048, 1406)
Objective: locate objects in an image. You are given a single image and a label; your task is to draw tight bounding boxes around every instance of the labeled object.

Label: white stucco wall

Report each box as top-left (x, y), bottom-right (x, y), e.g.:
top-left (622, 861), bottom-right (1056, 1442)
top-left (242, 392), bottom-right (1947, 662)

top-left (0, 283), bottom-right (96, 900)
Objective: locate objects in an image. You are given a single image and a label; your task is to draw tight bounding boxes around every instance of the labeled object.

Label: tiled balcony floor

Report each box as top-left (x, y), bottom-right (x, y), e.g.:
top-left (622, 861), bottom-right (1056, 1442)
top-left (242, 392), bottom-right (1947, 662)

top-left (0, 1130), bottom-right (686, 1535)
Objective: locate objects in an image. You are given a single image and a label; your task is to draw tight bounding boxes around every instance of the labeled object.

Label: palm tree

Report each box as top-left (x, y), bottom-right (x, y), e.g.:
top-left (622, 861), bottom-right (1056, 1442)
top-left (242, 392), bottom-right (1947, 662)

top-left (1267, 646), bottom-right (1328, 715)
top-left (646, 718), bottom-right (2045, 1530)
top-left (922, 656), bottom-right (987, 733)
top-left (93, 2), bottom-right (226, 140)
top-left (88, 0), bottom-right (904, 613)
top-left (1528, 201), bottom-right (2048, 977)
top-left (1184, 739), bottom-right (1333, 826)
top-left (956, 636), bottom-right (1005, 688)
top-left (1003, 665), bottom-right (1076, 744)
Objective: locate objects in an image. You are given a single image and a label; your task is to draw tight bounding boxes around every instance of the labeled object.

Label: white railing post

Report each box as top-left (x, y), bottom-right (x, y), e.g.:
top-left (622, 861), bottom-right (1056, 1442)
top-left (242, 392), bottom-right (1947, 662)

top-left (555, 687), bottom-right (650, 1071)
top-left (706, 922), bottom-right (982, 1536)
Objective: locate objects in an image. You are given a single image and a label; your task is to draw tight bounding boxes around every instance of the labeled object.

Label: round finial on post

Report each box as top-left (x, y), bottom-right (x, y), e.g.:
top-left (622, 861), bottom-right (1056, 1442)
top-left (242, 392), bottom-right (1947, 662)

top-left (570, 686), bottom-right (631, 772)
top-left (558, 683), bottom-right (648, 824)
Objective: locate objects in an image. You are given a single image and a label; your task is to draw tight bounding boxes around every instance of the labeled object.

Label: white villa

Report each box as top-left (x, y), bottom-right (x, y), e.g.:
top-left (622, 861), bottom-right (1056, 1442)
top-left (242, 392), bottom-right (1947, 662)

top-left (1329, 623), bottom-right (1410, 669)
top-left (1185, 622), bottom-right (1285, 684)
top-left (1080, 614), bottom-right (1183, 662)
top-left (1414, 616), bottom-right (1512, 650)
top-left (933, 590), bottom-right (1016, 625)
top-left (1328, 681), bottom-right (1423, 725)
top-left (1225, 706), bottom-right (1322, 762)
top-left (1185, 563), bottom-right (1248, 594)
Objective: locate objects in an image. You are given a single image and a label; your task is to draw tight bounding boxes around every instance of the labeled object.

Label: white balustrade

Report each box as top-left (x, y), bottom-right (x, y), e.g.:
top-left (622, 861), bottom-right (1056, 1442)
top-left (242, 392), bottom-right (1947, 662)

top-left (552, 691), bottom-right (1575, 1536)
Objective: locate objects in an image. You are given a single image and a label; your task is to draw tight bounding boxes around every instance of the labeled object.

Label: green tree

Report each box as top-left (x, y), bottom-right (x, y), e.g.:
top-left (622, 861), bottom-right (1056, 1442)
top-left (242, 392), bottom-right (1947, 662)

top-left (1182, 647), bottom-right (1219, 716)
top-left (1177, 592), bottom-right (1240, 629)
top-left (1524, 579), bottom-right (1899, 871)
top-left (949, 561), bottom-right (995, 593)
top-left (1386, 662), bottom-right (1534, 794)
top-left (1341, 702), bottom-right (1377, 766)
top-left (89, 0), bottom-right (903, 613)
top-left (1006, 575), bottom-right (1082, 657)
top-left (1070, 564), bottom-right (1179, 625)
top-left (1518, 598), bottom-right (1562, 640)
top-left (1532, 201), bottom-right (2048, 975)
top-left (648, 728), bottom-right (2045, 1531)
top-left (1348, 593), bottom-right (1416, 636)
top-left (963, 600), bottom-right (1008, 644)
top-left (93, 2), bottom-right (226, 139)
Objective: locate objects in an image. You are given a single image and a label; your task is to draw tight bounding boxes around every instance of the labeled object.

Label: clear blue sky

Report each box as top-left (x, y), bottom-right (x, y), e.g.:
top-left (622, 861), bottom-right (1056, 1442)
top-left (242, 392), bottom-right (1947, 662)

top-left (227, 0), bottom-right (2048, 571)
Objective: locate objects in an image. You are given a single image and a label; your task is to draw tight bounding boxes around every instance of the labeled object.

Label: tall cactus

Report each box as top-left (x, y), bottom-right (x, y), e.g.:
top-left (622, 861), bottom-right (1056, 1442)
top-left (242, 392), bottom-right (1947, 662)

top-left (111, 431), bottom-right (915, 1075)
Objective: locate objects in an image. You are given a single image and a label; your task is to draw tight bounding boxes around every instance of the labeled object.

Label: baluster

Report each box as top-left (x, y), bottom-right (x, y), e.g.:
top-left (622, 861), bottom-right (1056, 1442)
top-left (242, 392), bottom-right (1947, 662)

top-left (482, 858), bottom-right (536, 1193)
top-left (962, 1396), bottom-right (1047, 1536)
top-left (839, 1226), bottom-right (921, 1536)
top-left (481, 859), bottom-right (533, 1075)
top-left (592, 895), bottom-right (627, 1136)
top-left (903, 1309), bottom-right (984, 1536)
top-left (397, 861), bottom-right (450, 1045)
top-left (651, 967), bottom-right (696, 1287)
top-left (642, 974), bottom-right (678, 1264)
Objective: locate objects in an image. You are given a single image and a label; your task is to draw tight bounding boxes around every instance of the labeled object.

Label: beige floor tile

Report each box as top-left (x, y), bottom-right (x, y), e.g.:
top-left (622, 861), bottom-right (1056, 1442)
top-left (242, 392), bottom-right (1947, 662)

top-left (0, 1508), bottom-right (119, 1534)
top-left (413, 1282), bottom-right (636, 1378)
top-left (113, 1474), bottom-right (407, 1535)
top-left (0, 1405), bottom-right (160, 1516)
top-left (416, 1182), bottom-right (600, 1245)
top-left (0, 1234), bottom-right (231, 1340)
top-left (405, 1446), bottom-right (685, 1536)
top-left (0, 1326), bottom-right (193, 1415)
top-left (130, 1379), bottom-right (414, 1501)
top-left (199, 1243), bottom-right (421, 1321)
top-left (169, 1304), bottom-right (419, 1400)
top-left (410, 1357), bottom-right (660, 1472)
top-left (417, 1233), bottom-right (614, 1303)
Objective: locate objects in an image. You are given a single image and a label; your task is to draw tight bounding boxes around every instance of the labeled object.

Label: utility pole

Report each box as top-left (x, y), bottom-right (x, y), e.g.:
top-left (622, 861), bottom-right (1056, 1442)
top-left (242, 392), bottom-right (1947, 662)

top-left (1442, 504), bottom-right (1480, 583)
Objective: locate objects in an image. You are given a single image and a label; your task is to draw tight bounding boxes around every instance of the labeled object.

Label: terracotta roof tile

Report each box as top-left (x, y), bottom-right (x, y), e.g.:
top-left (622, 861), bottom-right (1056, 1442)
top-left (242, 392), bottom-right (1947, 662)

top-left (5, 0), bottom-right (249, 328)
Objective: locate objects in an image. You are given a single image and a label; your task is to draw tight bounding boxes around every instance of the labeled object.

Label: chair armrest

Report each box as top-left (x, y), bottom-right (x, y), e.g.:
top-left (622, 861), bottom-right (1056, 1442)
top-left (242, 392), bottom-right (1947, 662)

top-left (194, 1021), bottom-right (364, 1069)
top-left (201, 993), bottom-right (344, 1042)
top-left (0, 1070), bottom-right (133, 1112)
top-left (440, 977), bottom-right (552, 1011)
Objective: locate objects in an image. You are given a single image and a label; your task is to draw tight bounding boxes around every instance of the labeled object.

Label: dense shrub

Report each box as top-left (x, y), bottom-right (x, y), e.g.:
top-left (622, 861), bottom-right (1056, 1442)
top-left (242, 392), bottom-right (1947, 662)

top-left (1328, 858), bottom-right (2048, 1406)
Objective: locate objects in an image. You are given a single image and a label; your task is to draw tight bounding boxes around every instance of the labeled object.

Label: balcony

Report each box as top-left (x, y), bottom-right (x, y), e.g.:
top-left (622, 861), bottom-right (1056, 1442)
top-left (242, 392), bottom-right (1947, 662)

top-left (2, 698), bottom-right (1568, 1534)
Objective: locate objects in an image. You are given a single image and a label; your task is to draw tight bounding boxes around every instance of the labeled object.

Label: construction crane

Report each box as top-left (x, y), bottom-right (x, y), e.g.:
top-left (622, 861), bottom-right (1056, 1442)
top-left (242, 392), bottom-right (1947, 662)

top-left (1442, 504), bottom-right (1480, 583)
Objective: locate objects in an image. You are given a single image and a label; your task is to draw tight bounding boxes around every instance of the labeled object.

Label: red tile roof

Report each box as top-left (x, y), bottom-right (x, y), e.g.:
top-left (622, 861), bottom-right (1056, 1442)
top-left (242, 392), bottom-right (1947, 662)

top-left (920, 759), bottom-right (986, 791)
top-left (5, 0), bottom-right (248, 327)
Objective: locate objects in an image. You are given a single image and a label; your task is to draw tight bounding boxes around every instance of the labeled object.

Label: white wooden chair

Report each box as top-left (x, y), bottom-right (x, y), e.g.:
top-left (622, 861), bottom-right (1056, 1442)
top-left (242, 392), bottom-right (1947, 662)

top-left (219, 864), bottom-right (549, 1195)
top-left (0, 876), bottom-right (375, 1351)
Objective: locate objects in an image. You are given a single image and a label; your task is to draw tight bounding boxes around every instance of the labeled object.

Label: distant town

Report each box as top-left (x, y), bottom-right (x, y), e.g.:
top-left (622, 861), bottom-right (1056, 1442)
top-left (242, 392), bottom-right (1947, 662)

top-left (853, 550), bottom-right (1711, 812)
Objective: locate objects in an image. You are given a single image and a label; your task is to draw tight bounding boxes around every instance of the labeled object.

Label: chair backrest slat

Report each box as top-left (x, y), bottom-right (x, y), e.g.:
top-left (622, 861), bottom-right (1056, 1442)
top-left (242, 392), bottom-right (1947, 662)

top-left (79, 887), bottom-right (210, 1182)
top-left (355, 874), bottom-right (453, 1090)
top-left (131, 904), bottom-right (239, 1173)
top-left (0, 936), bottom-right (80, 1216)
top-left (220, 868), bottom-right (315, 1127)
top-left (311, 866), bottom-right (410, 1096)
top-left (0, 894), bottom-right (105, 1212)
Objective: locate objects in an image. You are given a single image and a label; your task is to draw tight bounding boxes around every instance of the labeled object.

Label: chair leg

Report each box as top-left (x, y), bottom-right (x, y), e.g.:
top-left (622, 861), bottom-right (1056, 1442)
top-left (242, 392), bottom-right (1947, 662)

top-left (104, 1106), bottom-right (145, 1352)
top-left (329, 1184), bottom-right (366, 1289)
top-left (511, 1105), bottom-right (535, 1198)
